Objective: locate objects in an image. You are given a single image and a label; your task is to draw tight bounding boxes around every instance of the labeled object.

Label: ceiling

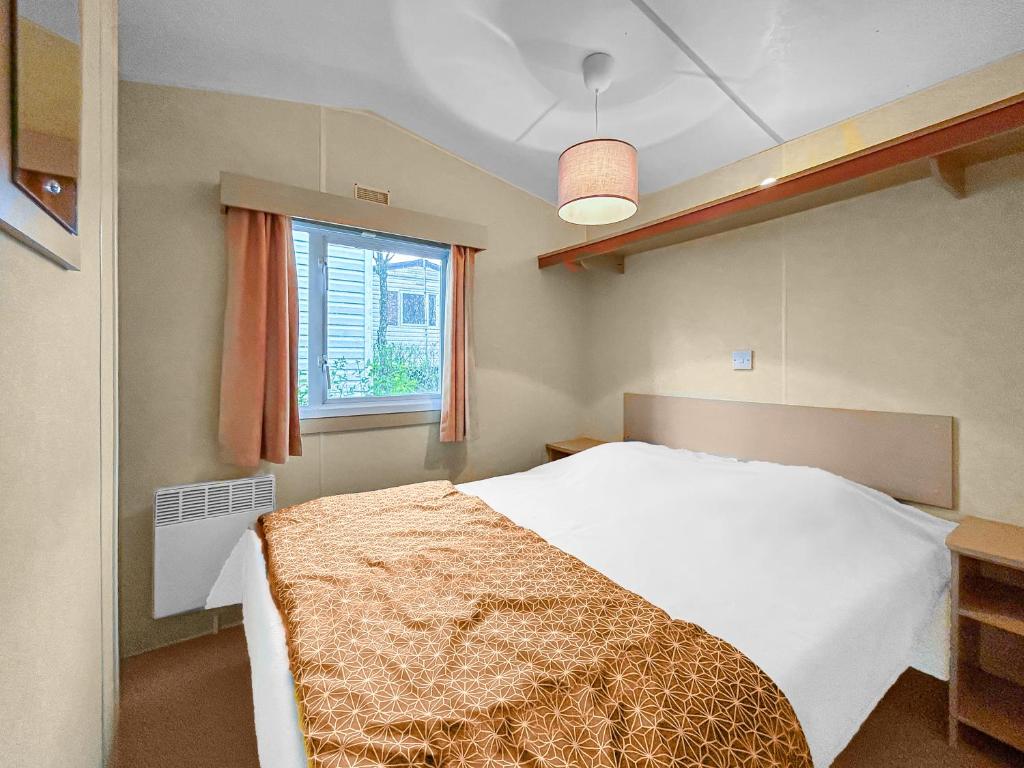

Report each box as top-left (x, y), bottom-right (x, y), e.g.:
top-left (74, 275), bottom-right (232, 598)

top-left (119, 0), bottom-right (1024, 203)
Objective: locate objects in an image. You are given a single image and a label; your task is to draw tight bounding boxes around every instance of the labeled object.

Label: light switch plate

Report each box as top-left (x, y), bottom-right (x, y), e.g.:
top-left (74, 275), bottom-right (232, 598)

top-left (732, 350), bottom-right (753, 370)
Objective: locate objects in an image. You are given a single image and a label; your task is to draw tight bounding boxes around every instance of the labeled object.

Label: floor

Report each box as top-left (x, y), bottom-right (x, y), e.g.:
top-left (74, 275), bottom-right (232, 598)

top-left (110, 626), bottom-right (1023, 768)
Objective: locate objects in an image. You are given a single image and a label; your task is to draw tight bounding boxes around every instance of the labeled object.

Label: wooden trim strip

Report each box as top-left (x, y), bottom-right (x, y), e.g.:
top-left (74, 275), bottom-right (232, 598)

top-left (220, 172), bottom-right (488, 250)
top-left (299, 409), bottom-right (440, 436)
top-left (539, 96), bottom-right (1024, 269)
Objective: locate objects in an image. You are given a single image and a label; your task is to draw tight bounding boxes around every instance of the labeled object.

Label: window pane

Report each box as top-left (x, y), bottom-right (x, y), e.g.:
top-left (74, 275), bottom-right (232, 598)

top-left (366, 253), bottom-right (442, 397)
top-left (294, 219), bottom-right (446, 408)
top-left (402, 292), bottom-right (425, 325)
top-left (324, 242), bottom-right (367, 398)
top-left (293, 229), bottom-right (310, 407)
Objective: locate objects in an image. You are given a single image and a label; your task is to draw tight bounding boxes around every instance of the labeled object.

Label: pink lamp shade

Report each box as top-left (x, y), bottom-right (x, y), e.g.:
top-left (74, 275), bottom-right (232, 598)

top-left (557, 138), bottom-right (638, 225)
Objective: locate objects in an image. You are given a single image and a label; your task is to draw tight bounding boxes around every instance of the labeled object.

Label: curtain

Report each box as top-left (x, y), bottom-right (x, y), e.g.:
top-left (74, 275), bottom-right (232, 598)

top-left (440, 244), bottom-right (477, 443)
top-left (218, 207), bottom-right (302, 467)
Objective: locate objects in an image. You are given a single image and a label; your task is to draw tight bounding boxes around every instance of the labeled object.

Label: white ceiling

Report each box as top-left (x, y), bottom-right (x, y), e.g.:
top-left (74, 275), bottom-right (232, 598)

top-left (119, 0), bottom-right (1024, 202)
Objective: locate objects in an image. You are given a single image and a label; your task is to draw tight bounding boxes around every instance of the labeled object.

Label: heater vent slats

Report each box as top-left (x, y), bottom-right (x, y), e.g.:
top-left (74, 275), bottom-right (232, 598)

top-left (254, 476), bottom-right (274, 509)
top-left (206, 485), bottom-right (231, 517)
top-left (153, 475), bottom-right (276, 527)
top-left (154, 493), bottom-right (180, 526)
top-left (181, 488), bottom-right (206, 522)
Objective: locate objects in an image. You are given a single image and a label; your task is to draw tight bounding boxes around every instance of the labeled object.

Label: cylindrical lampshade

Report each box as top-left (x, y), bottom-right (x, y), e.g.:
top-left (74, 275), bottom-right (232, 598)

top-left (557, 138), bottom-right (638, 225)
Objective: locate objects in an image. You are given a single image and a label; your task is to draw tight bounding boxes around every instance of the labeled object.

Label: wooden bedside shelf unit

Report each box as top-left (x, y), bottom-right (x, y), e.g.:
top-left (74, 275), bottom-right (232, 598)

top-left (947, 516), bottom-right (1024, 755)
top-left (545, 437), bottom-right (606, 462)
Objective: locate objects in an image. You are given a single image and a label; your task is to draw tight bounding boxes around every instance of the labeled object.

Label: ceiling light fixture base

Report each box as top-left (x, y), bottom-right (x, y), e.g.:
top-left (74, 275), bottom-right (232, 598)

top-left (582, 52), bottom-right (615, 94)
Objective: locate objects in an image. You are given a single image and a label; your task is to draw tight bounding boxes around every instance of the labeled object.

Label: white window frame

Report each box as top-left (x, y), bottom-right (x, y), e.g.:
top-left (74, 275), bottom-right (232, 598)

top-left (295, 220), bottom-right (447, 420)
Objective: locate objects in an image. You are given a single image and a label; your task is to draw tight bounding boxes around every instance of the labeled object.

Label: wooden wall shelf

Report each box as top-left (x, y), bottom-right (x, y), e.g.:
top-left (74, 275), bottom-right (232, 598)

top-left (538, 96), bottom-right (1024, 272)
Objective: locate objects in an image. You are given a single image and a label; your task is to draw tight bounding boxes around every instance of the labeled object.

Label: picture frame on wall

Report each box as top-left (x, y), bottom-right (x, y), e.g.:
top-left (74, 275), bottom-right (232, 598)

top-left (0, 0), bottom-right (82, 270)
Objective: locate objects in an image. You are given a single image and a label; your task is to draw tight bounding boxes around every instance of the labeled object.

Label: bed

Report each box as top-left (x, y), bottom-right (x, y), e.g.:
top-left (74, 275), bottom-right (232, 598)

top-left (208, 395), bottom-right (957, 768)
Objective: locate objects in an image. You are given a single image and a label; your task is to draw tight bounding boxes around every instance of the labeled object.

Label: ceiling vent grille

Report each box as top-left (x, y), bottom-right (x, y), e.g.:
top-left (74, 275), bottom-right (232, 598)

top-left (154, 475), bottom-right (275, 527)
top-left (354, 184), bottom-right (389, 205)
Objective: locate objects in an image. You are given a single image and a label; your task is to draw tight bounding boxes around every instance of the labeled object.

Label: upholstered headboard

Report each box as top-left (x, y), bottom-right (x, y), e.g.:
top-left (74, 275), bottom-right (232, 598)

top-left (623, 394), bottom-right (955, 508)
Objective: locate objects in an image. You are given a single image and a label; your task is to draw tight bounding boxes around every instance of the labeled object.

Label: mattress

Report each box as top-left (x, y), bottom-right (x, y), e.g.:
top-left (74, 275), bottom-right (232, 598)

top-left (209, 441), bottom-right (955, 767)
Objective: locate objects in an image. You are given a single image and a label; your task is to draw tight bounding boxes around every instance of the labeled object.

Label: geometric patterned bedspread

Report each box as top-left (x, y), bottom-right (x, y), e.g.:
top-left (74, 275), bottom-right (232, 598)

top-left (258, 480), bottom-right (812, 768)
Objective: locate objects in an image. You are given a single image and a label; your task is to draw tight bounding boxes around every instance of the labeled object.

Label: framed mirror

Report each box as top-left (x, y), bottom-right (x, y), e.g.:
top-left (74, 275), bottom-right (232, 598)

top-left (0, 0), bottom-right (81, 269)
top-left (13, 0), bottom-right (81, 233)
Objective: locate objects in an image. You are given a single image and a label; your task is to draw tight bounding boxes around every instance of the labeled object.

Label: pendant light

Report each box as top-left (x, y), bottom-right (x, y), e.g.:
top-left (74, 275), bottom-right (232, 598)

top-left (557, 52), bottom-right (638, 226)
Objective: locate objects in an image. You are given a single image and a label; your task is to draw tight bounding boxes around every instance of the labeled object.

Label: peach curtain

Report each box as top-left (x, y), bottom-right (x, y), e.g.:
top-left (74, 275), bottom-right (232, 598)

top-left (440, 245), bottom-right (477, 443)
top-left (218, 207), bottom-right (302, 467)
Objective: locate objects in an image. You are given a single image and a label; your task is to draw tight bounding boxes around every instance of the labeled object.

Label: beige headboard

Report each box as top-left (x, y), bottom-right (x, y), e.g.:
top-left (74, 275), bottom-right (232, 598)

top-left (623, 394), bottom-right (955, 508)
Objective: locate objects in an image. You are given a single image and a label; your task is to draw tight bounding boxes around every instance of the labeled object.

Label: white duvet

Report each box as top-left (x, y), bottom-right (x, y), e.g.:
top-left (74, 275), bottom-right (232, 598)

top-left (211, 441), bottom-right (955, 768)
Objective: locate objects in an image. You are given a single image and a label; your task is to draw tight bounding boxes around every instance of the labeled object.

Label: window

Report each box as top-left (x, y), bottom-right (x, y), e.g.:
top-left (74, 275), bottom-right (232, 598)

top-left (293, 220), bottom-right (447, 419)
top-left (401, 291), bottom-right (425, 325)
top-left (394, 285), bottom-right (439, 327)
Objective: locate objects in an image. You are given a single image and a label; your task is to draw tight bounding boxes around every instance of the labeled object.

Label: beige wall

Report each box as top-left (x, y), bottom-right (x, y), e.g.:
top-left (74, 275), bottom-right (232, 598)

top-left (118, 82), bottom-right (587, 656)
top-left (0, 0), bottom-right (118, 765)
top-left (583, 150), bottom-right (1024, 525)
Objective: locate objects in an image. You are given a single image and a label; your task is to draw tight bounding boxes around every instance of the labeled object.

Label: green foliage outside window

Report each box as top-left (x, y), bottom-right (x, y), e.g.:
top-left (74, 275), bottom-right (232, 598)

top-left (300, 343), bottom-right (440, 403)
top-left (358, 342), bottom-right (440, 396)
top-left (298, 371), bottom-right (309, 407)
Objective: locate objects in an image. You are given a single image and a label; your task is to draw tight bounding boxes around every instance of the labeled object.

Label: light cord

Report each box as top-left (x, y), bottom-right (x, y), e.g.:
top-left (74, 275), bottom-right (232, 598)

top-left (594, 90), bottom-right (599, 137)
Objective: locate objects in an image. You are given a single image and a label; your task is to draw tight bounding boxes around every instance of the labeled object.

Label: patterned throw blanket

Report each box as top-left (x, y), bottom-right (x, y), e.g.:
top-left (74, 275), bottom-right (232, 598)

top-left (259, 481), bottom-right (811, 768)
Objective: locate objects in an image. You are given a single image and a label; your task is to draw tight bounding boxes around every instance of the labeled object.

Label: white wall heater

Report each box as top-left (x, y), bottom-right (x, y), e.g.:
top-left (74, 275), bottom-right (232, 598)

top-left (153, 474), bottom-right (275, 618)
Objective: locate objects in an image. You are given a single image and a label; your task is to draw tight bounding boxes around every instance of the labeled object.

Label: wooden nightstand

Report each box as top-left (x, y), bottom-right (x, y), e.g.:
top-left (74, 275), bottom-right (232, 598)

top-left (947, 516), bottom-right (1024, 755)
top-left (545, 437), bottom-right (606, 462)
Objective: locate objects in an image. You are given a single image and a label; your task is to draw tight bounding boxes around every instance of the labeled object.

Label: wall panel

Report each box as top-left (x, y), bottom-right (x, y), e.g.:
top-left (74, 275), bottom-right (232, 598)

top-left (117, 83), bottom-right (587, 655)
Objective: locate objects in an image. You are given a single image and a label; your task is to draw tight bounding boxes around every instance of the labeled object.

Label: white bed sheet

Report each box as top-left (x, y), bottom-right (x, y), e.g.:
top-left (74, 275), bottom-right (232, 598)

top-left (210, 441), bottom-right (955, 768)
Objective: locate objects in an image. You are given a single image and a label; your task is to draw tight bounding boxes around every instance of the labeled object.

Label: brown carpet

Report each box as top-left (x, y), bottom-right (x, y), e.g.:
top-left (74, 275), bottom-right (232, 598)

top-left (111, 626), bottom-right (1023, 768)
top-left (110, 627), bottom-right (259, 768)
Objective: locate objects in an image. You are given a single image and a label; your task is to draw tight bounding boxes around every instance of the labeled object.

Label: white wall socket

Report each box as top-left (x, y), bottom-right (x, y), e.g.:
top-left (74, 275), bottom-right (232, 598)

top-left (732, 349), bottom-right (753, 370)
